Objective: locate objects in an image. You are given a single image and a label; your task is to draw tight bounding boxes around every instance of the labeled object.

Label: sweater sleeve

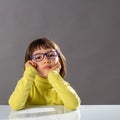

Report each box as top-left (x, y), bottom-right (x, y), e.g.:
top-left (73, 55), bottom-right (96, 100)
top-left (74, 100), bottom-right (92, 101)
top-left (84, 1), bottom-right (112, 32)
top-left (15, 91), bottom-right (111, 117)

top-left (8, 66), bottom-right (38, 111)
top-left (48, 70), bottom-right (81, 110)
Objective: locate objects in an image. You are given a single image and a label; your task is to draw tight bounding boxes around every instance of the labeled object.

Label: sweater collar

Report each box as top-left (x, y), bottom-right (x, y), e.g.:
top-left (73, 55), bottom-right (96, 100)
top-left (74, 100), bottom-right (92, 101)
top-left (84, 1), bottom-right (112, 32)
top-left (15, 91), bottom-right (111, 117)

top-left (34, 74), bottom-right (52, 88)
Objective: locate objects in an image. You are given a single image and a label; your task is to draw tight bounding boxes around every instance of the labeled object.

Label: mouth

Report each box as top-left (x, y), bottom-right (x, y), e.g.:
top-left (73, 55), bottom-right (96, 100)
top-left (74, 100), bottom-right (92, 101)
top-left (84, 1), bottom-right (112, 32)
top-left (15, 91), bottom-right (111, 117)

top-left (43, 66), bottom-right (51, 70)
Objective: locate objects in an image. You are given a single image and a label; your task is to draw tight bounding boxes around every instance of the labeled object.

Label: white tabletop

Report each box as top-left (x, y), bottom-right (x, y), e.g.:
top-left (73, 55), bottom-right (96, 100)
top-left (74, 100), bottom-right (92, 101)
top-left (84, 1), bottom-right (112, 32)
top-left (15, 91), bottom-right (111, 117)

top-left (0, 105), bottom-right (120, 120)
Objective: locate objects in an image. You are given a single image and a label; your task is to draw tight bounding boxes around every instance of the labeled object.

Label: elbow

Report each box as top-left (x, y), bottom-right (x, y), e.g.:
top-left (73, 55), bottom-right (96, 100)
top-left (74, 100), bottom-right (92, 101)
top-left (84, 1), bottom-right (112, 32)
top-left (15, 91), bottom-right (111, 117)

top-left (10, 106), bottom-right (24, 111)
top-left (65, 98), bottom-right (81, 110)
top-left (8, 100), bottom-right (25, 111)
top-left (9, 104), bottom-right (25, 111)
top-left (71, 99), bottom-right (81, 110)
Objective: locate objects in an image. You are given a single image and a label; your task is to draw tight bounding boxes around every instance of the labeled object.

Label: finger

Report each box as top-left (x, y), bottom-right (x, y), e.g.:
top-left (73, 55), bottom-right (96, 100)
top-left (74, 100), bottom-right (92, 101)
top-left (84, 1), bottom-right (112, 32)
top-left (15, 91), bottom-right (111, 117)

top-left (26, 60), bottom-right (37, 68)
top-left (31, 62), bottom-right (37, 67)
top-left (56, 62), bottom-right (61, 69)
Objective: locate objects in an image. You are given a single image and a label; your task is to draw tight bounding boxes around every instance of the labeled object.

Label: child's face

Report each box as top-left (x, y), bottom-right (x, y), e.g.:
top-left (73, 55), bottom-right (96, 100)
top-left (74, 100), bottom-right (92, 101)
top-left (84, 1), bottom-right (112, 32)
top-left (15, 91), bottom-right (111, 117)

top-left (32, 48), bottom-right (60, 78)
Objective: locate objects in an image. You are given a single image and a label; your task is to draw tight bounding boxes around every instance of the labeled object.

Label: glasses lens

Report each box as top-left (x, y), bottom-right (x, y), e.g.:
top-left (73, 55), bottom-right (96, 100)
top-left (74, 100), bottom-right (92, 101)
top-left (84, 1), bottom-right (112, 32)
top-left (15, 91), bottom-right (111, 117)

top-left (47, 51), bottom-right (58, 59)
top-left (32, 53), bottom-right (43, 62)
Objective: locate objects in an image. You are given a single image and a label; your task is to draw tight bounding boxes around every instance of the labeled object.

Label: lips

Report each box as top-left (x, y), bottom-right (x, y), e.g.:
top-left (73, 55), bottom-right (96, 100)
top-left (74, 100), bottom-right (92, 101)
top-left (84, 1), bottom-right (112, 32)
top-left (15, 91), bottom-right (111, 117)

top-left (43, 66), bottom-right (51, 70)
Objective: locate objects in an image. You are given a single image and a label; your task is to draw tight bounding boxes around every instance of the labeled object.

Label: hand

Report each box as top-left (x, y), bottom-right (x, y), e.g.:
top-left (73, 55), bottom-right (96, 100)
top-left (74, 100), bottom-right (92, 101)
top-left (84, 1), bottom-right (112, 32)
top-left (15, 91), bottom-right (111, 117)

top-left (50, 61), bottom-right (61, 73)
top-left (25, 60), bottom-right (38, 69)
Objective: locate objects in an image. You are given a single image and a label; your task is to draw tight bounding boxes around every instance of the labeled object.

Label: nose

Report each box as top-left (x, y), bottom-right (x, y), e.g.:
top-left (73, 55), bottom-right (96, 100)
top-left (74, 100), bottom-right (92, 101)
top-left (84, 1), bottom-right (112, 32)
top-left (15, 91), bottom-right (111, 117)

top-left (43, 55), bottom-right (50, 63)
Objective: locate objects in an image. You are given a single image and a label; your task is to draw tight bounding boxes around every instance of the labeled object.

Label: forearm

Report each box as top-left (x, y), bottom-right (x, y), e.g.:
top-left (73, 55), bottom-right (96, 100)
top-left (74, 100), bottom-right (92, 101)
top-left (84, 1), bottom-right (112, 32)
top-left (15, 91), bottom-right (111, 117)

top-left (8, 66), bottom-right (37, 110)
top-left (48, 71), bottom-right (81, 110)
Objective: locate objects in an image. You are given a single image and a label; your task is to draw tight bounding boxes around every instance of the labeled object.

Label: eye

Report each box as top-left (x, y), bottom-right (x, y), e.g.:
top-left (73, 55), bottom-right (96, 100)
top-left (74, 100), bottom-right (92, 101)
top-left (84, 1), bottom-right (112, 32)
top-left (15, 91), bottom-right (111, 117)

top-left (48, 52), bottom-right (56, 57)
top-left (34, 54), bottom-right (43, 60)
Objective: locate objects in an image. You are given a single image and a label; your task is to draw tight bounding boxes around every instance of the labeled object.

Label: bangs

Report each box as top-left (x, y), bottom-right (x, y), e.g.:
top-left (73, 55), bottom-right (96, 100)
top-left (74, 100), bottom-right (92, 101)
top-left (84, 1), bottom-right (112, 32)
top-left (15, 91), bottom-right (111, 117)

top-left (32, 44), bottom-right (53, 52)
top-left (29, 38), bottom-right (55, 55)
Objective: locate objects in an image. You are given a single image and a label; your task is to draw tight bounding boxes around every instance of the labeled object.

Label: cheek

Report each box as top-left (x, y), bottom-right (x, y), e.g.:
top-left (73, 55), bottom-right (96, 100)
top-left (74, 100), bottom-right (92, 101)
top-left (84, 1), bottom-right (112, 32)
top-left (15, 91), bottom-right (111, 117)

top-left (36, 63), bottom-right (43, 70)
top-left (50, 58), bottom-right (59, 66)
top-left (53, 57), bottom-right (59, 63)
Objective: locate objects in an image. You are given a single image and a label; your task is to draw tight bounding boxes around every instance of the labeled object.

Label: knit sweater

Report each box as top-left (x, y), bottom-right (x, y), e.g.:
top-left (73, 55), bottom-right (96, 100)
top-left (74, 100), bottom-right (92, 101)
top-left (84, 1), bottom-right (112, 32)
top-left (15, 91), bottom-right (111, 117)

top-left (8, 66), bottom-right (80, 111)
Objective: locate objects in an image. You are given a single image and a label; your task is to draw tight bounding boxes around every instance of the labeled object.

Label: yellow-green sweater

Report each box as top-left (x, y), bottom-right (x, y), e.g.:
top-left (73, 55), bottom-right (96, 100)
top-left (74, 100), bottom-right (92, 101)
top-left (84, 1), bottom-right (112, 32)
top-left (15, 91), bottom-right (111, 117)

top-left (8, 66), bottom-right (81, 111)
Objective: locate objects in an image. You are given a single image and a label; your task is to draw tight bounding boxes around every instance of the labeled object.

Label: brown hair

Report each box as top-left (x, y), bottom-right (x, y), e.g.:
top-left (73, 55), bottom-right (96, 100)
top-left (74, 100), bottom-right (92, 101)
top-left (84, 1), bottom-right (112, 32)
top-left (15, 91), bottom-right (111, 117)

top-left (24, 38), bottom-right (66, 78)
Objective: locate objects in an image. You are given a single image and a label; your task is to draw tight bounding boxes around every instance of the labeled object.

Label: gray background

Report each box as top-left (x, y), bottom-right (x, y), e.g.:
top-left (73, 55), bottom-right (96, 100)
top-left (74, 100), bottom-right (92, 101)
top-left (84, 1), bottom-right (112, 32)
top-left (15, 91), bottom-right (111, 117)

top-left (0, 0), bottom-right (120, 105)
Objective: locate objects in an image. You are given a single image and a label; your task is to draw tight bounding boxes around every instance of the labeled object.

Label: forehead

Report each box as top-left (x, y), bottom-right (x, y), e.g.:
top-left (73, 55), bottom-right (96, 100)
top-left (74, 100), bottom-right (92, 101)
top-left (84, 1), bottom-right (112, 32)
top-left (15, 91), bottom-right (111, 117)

top-left (33, 48), bottom-right (55, 55)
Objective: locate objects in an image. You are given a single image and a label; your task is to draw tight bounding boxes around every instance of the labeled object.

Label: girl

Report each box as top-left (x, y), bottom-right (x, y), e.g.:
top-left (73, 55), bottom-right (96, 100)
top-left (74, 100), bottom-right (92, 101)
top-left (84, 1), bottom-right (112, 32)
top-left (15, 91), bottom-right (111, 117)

top-left (8, 38), bottom-right (81, 110)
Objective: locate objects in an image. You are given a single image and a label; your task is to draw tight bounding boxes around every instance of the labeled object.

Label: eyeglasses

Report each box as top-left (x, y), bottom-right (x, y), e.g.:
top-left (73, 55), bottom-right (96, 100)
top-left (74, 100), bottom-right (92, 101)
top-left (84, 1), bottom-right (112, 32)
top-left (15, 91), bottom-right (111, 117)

top-left (31, 50), bottom-right (59, 62)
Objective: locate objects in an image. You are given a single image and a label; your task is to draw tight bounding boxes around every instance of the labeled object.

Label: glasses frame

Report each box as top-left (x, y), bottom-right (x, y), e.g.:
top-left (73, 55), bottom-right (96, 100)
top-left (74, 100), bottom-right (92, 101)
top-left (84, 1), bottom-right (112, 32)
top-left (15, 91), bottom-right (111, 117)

top-left (31, 50), bottom-right (59, 62)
